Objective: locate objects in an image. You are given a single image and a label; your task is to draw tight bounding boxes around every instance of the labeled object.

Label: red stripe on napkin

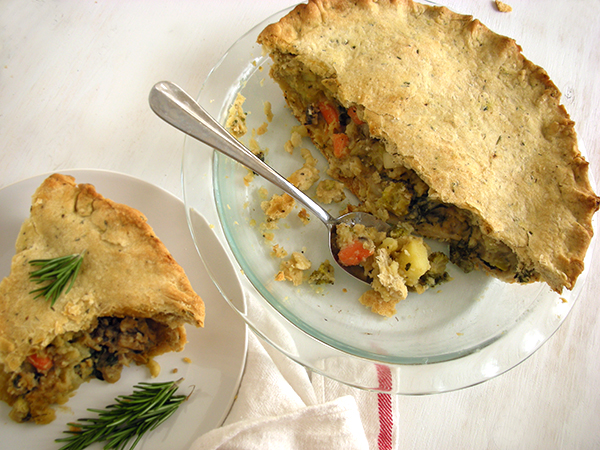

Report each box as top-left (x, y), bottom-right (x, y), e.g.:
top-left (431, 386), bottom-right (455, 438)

top-left (376, 365), bottom-right (393, 450)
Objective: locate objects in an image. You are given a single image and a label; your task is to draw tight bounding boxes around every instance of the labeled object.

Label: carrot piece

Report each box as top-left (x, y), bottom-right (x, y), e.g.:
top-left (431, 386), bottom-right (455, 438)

top-left (333, 133), bottom-right (350, 158)
top-left (337, 240), bottom-right (374, 266)
top-left (347, 106), bottom-right (364, 125)
top-left (27, 354), bottom-right (53, 372)
top-left (319, 101), bottom-right (339, 127)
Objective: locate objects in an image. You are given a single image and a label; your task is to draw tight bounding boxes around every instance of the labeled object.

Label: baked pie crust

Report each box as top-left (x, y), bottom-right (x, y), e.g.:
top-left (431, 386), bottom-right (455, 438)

top-left (258, 0), bottom-right (599, 293)
top-left (0, 174), bottom-right (205, 423)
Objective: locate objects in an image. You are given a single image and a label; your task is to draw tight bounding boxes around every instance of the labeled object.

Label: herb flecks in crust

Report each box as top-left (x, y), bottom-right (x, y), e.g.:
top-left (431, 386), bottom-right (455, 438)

top-left (258, 0), bottom-right (599, 294)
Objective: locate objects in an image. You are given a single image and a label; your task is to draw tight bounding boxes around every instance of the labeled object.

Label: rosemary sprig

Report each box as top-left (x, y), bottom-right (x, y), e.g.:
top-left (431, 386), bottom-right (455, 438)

top-left (56, 379), bottom-right (190, 450)
top-left (28, 250), bottom-right (86, 307)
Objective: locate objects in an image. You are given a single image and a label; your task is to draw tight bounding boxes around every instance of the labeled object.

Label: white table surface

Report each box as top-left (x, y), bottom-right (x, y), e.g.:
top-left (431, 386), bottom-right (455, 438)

top-left (1, 1), bottom-right (599, 448)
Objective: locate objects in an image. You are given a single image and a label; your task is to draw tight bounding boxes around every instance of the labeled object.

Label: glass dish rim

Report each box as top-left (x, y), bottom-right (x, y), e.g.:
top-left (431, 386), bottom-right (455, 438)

top-left (181, 3), bottom-right (596, 393)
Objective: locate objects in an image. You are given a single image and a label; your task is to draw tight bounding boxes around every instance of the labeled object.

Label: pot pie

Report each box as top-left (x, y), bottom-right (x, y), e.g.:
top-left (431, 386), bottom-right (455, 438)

top-left (0, 174), bottom-right (205, 424)
top-left (257, 0), bottom-right (599, 294)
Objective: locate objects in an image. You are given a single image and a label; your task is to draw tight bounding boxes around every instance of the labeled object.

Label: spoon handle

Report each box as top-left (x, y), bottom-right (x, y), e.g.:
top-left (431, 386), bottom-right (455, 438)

top-left (149, 81), bottom-right (333, 226)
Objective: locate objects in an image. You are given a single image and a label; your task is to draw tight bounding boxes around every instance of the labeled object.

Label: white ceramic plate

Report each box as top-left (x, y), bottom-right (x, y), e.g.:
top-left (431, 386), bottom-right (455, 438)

top-left (0, 169), bottom-right (247, 449)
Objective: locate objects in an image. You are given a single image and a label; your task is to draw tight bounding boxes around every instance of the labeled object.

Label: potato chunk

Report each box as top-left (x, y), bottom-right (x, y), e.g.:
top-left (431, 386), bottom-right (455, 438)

top-left (395, 239), bottom-right (431, 287)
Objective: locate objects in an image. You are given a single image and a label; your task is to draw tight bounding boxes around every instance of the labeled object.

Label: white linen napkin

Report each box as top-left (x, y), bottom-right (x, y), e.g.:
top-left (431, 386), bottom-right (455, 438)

top-left (189, 332), bottom-right (398, 450)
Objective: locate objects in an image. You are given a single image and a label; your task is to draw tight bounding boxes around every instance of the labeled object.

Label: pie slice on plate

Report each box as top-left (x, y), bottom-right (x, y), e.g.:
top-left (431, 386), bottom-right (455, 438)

top-left (257, 0), bottom-right (599, 293)
top-left (0, 174), bottom-right (205, 423)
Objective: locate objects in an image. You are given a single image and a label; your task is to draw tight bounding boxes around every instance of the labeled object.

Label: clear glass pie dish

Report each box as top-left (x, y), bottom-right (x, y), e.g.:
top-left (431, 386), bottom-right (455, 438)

top-left (181, 5), bottom-right (596, 394)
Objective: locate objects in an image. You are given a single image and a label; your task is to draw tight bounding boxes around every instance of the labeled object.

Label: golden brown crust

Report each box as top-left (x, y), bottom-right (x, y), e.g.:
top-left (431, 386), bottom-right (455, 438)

top-left (0, 174), bottom-right (204, 372)
top-left (258, 0), bottom-right (599, 293)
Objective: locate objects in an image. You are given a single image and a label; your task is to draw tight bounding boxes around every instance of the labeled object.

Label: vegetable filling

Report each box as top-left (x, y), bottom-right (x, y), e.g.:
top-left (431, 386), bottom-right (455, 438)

top-left (268, 53), bottom-right (534, 282)
top-left (0, 317), bottom-right (182, 424)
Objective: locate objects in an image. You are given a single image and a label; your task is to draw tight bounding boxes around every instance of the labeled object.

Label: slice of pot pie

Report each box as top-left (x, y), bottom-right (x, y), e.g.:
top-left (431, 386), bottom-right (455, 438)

top-left (0, 174), bottom-right (205, 424)
top-left (257, 0), bottom-right (599, 293)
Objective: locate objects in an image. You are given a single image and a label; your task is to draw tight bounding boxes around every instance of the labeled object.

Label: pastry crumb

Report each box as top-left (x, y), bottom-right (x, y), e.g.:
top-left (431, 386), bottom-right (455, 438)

top-left (298, 208), bottom-right (310, 225)
top-left (243, 171), bottom-right (255, 186)
top-left (147, 359), bottom-right (161, 378)
top-left (271, 244), bottom-right (288, 258)
top-left (316, 179), bottom-right (346, 204)
top-left (284, 128), bottom-right (306, 154)
top-left (256, 122), bottom-right (269, 135)
top-left (264, 101), bottom-right (273, 122)
top-left (225, 93), bottom-right (248, 138)
top-left (358, 290), bottom-right (398, 318)
top-left (288, 148), bottom-right (320, 191)
top-left (275, 252), bottom-right (312, 286)
top-left (494, 0), bottom-right (512, 12)
top-left (258, 187), bottom-right (269, 199)
top-left (292, 125), bottom-right (309, 138)
top-left (248, 137), bottom-right (264, 158)
top-left (261, 193), bottom-right (295, 224)
top-left (284, 139), bottom-right (295, 154)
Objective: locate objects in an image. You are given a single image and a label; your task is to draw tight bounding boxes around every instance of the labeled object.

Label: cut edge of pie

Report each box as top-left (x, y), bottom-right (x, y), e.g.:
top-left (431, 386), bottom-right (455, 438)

top-left (257, 0), bottom-right (599, 294)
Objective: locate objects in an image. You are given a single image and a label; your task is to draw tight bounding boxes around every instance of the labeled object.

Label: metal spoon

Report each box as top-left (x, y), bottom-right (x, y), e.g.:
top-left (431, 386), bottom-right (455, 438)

top-left (149, 81), bottom-right (389, 284)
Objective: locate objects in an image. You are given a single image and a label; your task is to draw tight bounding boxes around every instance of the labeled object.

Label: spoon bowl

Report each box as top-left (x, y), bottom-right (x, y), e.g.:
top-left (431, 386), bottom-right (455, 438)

top-left (149, 81), bottom-right (390, 284)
